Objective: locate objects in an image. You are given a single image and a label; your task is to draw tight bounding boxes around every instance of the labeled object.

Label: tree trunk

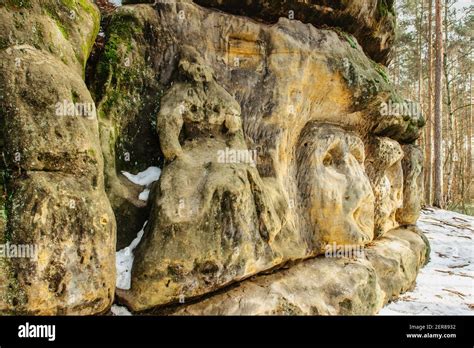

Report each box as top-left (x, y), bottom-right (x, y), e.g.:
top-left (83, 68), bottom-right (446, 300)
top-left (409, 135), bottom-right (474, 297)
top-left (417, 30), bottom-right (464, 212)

top-left (425, 0), bottom-right (434, 205)
top-left (418, 1), bottom-right (424, 105)
top-left (433, 0), bottom-right (444, 208)
top-left (443, 0), bottom-right (454, 206)
top-left (468, 72), bottom-right (473, 208)
top-left (418, 0), bottom-right (424, 146)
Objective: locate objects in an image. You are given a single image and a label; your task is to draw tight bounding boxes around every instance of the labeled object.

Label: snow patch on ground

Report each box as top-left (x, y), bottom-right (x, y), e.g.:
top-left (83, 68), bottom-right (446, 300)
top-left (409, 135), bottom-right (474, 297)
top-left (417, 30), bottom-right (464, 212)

top-left (380, 208), bottom-right (474, 315)
top-left (116, 221), bottom-right (147, 290)
top-left (110, 304), bottom-right (132, 316)
top-left (121, 166), bottom-right (161, 202)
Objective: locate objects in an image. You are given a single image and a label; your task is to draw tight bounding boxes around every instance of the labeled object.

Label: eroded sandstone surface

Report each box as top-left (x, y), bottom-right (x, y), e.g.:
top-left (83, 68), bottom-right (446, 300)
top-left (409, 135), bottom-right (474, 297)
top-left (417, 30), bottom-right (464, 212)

top-left (0, 0), bottom-right (428, 315)
top-left (169, 227), bottom-right (429, 315)
top-left (194, 0), bottom-right (397, 65)
top-left (0, 0), bottom-right (115, 315)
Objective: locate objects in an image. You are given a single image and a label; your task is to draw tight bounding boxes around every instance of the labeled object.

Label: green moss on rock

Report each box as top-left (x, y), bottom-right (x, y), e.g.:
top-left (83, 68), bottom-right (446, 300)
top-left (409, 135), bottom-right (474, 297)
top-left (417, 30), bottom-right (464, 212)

top-left (41, 0), bottom-right (100, 70)
top-left (373, 63), bottom-right (390, 83)
top-left (96, 12), bottom-right (141, 90)
top-left (3, 0), bottom-right (32, 9)
top-left (343, 32), bottom-right (357, 49)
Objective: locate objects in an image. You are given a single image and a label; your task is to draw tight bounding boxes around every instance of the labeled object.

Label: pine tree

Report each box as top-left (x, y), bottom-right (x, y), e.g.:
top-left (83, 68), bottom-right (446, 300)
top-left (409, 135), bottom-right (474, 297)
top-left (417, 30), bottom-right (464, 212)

top-left (433, 0), bottom-right (444, 208)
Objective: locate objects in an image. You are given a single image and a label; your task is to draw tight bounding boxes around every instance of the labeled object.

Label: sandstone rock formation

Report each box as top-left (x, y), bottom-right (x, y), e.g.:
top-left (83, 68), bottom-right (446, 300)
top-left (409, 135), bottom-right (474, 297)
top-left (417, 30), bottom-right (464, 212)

top-left (169, 228), bottom-right (429, 315)
top-left (117, 45), bottom-right (302, 309)
top-left (194, 0), bottom-right (397, 65)
top-left (296, 123), bottom-right (375, 246)
top-left (397, 144), bottom-right (424, 225)
top-left (366, 136), bottom-right (404, 237)
top-left (93, 1), bottom-right (426, 312)
top-left (0, 0), bottom-right (115, 315)
top-left (0, 0), bottom-right (429, 316)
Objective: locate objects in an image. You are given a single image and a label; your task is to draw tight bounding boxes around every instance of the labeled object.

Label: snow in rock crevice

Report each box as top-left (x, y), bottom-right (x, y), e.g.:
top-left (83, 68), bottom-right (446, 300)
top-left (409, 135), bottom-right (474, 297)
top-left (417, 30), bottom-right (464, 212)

top-left (122, 166), bottom-right (161, 203)
top-left (116, 221), bottom-right (147, 290)
top-left (121, 166), bottom-right (161, 186)
top-left (116, 167), bottom-right (161, 292)
top-left (110, 304), bottom-right (132, 316)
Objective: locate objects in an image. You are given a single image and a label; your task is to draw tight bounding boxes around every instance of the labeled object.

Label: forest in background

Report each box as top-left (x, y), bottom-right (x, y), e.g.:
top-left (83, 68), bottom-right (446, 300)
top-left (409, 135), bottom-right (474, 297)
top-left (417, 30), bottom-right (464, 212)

top-left (390, 0), bottom-right (473, 215)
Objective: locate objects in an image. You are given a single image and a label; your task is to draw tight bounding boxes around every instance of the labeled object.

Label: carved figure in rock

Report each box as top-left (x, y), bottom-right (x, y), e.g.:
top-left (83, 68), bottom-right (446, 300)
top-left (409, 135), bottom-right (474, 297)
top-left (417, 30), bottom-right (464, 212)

top-left (365, 137), bottom-right (404, 237)
top-left (296, 123), bottom-right (375, 246)
top-left (157, 46), bottom-right (241, 161)
top-left (396, 144), bottom-right (423, 225)
top-left (118, 46), bottom-right (293, 311)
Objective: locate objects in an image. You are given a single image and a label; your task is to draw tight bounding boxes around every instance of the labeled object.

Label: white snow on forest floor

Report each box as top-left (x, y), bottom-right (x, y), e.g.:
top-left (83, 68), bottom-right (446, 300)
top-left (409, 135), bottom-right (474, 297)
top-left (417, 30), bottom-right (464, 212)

top-left (121, 166), bottom-right (161, 202)
top-left (379, 208), bottom-right (474, 315)
top-left (116, 221), bottom-right (147, 290)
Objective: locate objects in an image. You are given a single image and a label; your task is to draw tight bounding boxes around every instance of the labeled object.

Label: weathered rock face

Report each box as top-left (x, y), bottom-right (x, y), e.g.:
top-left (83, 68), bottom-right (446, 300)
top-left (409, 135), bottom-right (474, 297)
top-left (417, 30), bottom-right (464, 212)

top-left (365, 136), bottom-right (404, 237)
top-left (0, 0), bottom-right (428, 316)
top-left (91, 1), bottom-right (424, 255)
top-left (194, 0), bottom-right (396, 65)
top-left (0, 0), bottom-right (99, 75)
top-left (296, 123), bottom-right (375, 246)
top-left (0, 48), bottom-right (100, 174)
top-left (0, 0), bottom-right (115, 315)
top-left (397, 145), bottom-right (424, 225)
top-left (118, 46), bottom-right (306, 309)
top-left (169, 227), bottom-right (429, 315)
top-left (88, 1), bottom-right (426, 312)
top-left (365, 227), bottom-right (429, 303)
top-left (88, 4), bottom-right (163, 250)
top-left (6, 172), bottom-right (115, 314)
